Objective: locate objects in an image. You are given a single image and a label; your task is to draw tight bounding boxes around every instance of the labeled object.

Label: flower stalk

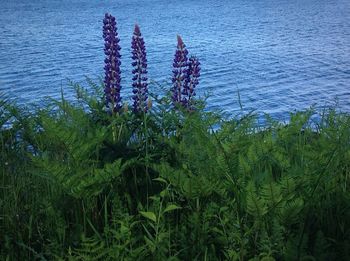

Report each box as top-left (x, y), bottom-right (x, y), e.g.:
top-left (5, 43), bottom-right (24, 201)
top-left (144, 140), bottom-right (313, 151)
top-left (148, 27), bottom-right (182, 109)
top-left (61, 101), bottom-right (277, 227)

top-left (171, 35), bottom-right (189, 106)
top-left (131, 24), bottom-right (148, 113)
top-left (103, 13), bottom-right (122, 113)
top-left (183, 56), bottom-right (200, 109)
top-left (171, 36), bottom-right (200, 110)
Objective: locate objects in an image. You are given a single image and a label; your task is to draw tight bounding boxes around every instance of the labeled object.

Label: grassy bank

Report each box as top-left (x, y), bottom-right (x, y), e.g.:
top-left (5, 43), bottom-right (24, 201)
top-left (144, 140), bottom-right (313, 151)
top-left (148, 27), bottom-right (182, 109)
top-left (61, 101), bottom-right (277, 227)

top-left (1, 86), bottom-right (350, 260)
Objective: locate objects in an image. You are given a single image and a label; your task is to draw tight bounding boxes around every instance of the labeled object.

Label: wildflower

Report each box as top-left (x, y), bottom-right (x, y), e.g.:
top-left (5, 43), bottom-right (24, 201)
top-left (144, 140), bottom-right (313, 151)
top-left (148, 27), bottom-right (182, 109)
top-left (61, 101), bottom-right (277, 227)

top-left (131, 24), bottom-right (148, 113)
top-left (171, 35), bottom-right (189, 105)
top-left (103, 13), bottom-right (122, 113)
top-left (182, 56), bottom-right (200, 109)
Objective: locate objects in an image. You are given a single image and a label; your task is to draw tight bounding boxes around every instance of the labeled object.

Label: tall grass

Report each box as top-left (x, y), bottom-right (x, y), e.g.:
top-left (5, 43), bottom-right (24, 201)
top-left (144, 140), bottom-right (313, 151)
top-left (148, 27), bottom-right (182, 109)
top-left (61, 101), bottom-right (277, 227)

top-left (1, 85), bottom-right (349, 260)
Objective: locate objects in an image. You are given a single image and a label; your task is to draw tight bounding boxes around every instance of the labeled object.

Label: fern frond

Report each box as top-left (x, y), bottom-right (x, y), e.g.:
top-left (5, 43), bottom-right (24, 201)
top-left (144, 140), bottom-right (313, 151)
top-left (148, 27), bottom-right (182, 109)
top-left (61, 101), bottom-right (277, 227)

top-left (261, 182), bottom-right (282, 210)
top-left (246, 181), bottom-right (268, 218)
top-left (279, 198), bottom-right (304, 225)
top-left (73, 235), bottom-right (109, 261)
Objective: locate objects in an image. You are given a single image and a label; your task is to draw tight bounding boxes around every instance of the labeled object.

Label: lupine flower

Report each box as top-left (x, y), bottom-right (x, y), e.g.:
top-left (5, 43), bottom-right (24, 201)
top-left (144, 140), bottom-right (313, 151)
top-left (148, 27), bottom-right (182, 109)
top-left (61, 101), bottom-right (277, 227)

top-left (171, 35), bottom-right (189, 105)
top-left (182, 56), bottom-right (200, 109)
top-left (103, 13), bottom-right (122, 113)
top-left (131, 24), bottom-right (148, 113)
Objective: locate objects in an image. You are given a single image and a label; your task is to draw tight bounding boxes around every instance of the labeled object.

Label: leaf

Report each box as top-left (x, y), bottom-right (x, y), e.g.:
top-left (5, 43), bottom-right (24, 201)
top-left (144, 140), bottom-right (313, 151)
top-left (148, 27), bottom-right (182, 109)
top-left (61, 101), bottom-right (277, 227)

top-left (153, 177), bottom-right (168, 184)
top-left (239, 154), bottom-right (251, 174)
top-left (144, 236), bottom-right (156, 252)
top-left (261, 182), bottom-right (282, 209)
top-left (160, 189), bottom-right (167, 198)
top-left (246, 182), bottom-right (268, 217)
top-left (279, 198), bottom-right (304, 224)
top-left (219, 206), bottom-right (229, 212)
top-left (139, 211), bottom-right (157, 223)
top-left (280, 176), bottom-right (296, 200)
top-left (163, 204), bottom-right (181, 214)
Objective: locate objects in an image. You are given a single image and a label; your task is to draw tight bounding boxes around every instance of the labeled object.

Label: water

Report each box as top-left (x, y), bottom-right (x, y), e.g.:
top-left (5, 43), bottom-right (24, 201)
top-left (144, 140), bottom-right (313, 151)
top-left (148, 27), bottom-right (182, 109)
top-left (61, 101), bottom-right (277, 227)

top-left (0, 0), bottom-right (349, 119)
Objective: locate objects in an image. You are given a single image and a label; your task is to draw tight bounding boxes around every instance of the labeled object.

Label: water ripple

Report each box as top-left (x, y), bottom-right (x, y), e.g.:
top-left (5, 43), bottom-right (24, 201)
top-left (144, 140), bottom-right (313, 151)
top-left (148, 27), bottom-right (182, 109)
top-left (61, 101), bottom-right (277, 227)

top-left (0, 0), bottom-right (349, 119)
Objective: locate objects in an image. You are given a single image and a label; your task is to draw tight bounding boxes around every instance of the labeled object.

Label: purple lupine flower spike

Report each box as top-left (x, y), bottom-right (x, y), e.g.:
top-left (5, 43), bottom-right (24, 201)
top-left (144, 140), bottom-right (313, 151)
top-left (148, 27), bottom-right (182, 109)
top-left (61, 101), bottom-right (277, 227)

top-left (183, 56), bottom-right (200, 109)
top-left (103, 13), bottom-right (122, 113)
top-left (171, 35), bottom-right (189, 105)
top-left (131, 24), bottom-right (148, 113)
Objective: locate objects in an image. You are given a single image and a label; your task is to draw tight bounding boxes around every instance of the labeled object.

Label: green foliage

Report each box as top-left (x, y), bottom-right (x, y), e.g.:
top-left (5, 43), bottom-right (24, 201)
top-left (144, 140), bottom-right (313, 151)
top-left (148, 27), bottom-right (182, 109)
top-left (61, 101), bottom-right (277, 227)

top-left (1, 84), bottom-right (350, 260)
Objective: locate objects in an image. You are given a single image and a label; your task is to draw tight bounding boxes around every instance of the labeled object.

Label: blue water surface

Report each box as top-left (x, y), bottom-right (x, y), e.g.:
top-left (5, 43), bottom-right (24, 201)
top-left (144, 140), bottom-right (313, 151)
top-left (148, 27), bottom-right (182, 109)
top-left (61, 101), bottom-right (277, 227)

top-left (0, 0), bottom-right (349, 119)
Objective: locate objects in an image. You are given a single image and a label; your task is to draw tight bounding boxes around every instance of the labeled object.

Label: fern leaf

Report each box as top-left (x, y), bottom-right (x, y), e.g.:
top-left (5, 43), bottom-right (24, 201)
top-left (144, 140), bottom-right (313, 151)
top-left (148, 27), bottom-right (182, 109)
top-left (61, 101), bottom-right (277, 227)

top-left (246, 181), bottom-right (268, 217)
top-left (261, 182), bottom-right (282, 210)
top-left (279, 198), bottom-right (304, 225)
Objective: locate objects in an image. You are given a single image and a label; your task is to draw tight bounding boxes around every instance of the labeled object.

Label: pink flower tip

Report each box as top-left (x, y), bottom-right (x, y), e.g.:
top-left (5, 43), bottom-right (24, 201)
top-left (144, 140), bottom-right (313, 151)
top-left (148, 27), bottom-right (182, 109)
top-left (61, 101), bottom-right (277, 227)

top-left (177, 35), bottom-right (184, 47)
top-left (134, 24), bottom-right (141, 35)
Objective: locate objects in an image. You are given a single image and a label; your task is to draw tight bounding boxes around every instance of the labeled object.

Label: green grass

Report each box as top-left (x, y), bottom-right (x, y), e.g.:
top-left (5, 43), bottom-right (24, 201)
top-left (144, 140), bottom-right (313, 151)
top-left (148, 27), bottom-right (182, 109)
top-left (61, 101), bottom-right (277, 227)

top-left (1, 84), bottom-right (350, 260)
